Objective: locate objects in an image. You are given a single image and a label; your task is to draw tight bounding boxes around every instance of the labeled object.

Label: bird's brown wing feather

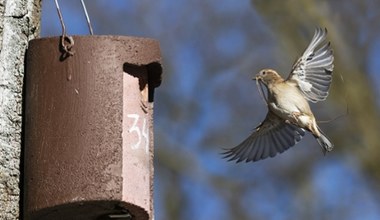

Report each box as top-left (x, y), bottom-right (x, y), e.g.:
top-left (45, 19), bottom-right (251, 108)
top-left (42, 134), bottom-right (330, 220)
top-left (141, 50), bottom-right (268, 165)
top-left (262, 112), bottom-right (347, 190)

top-left (223, 112), bottom-right (305, 163)
top-left (287, 28), bottom-right (334, 103)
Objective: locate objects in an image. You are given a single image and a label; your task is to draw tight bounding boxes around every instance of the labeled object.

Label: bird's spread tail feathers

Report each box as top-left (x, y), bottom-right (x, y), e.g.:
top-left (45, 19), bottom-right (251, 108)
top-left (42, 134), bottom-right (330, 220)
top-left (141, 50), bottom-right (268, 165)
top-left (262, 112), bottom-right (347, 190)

top-left (315, 128), bottom-right (333, 154)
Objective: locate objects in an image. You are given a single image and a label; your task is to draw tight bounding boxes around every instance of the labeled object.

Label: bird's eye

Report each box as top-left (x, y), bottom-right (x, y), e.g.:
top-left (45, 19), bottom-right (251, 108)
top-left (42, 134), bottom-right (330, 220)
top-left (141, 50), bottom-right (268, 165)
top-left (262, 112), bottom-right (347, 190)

top-left (262, 71), bottom-right (266, 75)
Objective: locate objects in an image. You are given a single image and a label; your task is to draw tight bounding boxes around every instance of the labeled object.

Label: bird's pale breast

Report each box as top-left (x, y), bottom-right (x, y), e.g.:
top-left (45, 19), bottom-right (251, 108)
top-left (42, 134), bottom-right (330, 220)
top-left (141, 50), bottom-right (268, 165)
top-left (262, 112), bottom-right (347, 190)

top-left (268, 82), bottom-right (312, 120)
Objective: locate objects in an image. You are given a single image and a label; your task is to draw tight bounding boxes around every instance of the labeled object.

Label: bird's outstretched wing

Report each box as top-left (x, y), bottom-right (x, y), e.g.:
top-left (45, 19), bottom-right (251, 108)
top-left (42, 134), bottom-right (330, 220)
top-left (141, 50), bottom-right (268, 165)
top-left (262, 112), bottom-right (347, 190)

top-left (223, 112), bottom-right (305, 163)
top-left (287, 28), bottom-right (334, 103)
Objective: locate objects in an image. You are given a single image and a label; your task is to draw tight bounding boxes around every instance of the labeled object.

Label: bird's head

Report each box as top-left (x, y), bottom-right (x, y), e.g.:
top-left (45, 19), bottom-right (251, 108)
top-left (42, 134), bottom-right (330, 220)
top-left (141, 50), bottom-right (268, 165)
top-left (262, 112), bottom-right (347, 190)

top-left (254, 69), bottom-right (283, 85)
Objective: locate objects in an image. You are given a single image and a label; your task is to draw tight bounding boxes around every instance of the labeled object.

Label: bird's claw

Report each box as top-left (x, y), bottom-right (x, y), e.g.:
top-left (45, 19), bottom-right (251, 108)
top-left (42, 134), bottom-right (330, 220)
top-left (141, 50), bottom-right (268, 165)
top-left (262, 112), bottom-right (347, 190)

top-left (291, 112), bottom-right (302, 122)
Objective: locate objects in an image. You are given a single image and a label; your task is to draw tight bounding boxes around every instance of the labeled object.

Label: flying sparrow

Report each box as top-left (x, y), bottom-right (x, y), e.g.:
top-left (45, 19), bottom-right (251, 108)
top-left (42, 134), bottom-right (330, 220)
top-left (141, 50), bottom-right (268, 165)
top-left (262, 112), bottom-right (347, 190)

top-left (224, 28), bottom-right (334, 163)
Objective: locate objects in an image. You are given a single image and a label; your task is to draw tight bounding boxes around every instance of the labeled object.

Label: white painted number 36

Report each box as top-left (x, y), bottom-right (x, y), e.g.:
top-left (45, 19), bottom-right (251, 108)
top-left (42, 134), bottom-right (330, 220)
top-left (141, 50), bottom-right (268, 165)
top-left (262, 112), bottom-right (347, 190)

top-left (127, 114), bottom-right (149, 153)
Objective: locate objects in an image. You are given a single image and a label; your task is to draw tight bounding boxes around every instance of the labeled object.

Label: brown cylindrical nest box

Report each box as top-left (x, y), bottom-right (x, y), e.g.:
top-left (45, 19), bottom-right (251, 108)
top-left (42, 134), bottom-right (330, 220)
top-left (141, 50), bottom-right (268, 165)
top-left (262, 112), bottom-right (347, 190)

top-left (23, 36), bottom-right (162, 220)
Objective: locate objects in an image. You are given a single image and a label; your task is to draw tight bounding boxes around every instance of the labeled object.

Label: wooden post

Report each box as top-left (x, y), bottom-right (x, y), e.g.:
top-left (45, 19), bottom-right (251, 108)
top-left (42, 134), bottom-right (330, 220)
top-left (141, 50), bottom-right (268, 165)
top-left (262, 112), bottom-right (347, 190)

top-left (23, 36), bottom-right (162, 220)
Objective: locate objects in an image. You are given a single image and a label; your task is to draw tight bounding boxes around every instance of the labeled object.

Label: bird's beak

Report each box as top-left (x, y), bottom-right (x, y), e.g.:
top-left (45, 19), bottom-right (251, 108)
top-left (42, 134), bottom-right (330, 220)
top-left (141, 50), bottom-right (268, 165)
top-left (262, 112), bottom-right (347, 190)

top-left (253, 75), bottom-right (261, 81)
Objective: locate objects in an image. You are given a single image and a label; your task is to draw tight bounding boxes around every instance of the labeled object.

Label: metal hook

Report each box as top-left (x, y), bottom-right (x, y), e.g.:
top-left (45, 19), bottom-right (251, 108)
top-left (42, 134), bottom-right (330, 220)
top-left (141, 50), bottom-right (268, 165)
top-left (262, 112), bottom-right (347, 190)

top-left (54, 0), bottom-right (75, 57)
top-left (80, 0), bottom-right (94, 35)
